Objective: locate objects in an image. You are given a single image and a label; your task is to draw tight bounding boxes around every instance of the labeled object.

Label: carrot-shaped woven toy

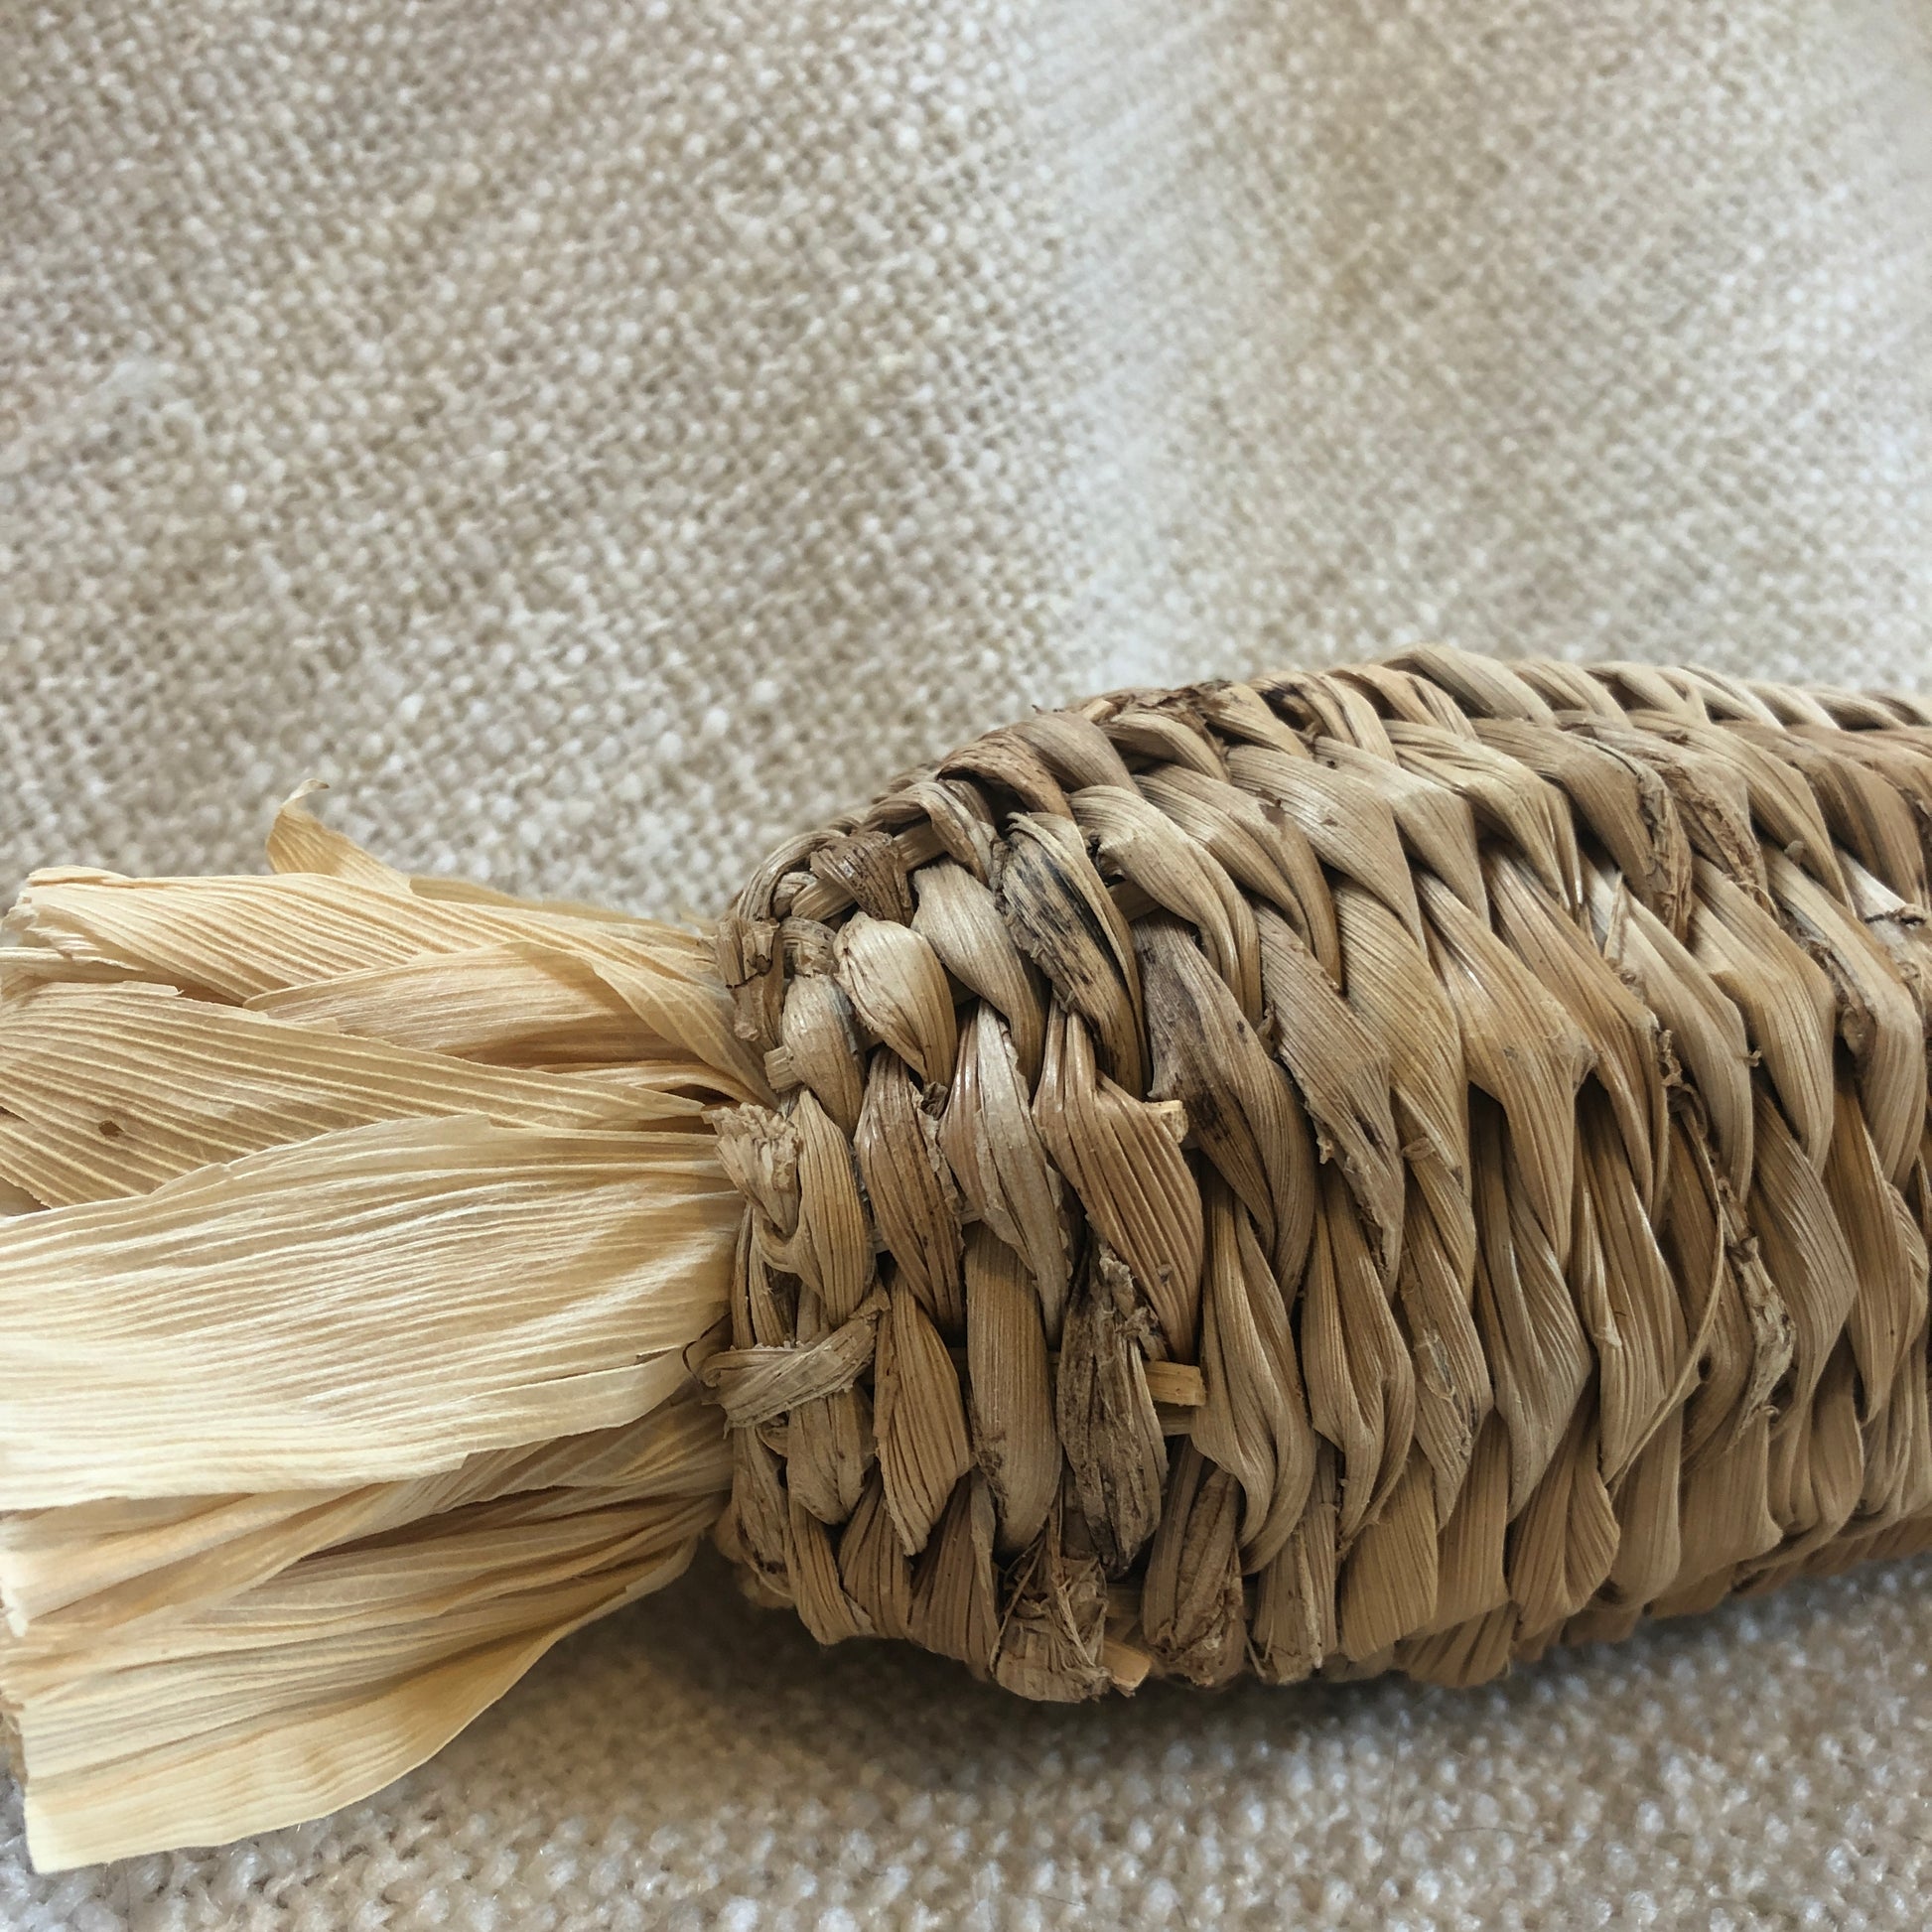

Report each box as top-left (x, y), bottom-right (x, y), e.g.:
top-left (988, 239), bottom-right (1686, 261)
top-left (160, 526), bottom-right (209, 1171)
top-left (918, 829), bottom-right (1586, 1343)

top-left (4, 645), bottom-right (1931, 1869)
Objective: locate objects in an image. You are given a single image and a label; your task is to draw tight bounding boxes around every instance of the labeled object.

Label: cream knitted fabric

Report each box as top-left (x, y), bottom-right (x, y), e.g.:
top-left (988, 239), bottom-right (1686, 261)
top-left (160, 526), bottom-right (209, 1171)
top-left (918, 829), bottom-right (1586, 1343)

top-left (6, 0), bottom-right (1932, 914)
top-left (4, 0), bottom-right (1932, 1922)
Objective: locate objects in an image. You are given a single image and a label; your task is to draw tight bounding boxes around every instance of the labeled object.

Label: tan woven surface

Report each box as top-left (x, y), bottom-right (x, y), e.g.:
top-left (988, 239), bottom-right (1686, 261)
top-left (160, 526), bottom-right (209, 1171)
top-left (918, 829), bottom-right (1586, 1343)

top-left (706, 652), bottom-right (1932, 1695)
top-left (6, 0), bottom-right (1932, 1922)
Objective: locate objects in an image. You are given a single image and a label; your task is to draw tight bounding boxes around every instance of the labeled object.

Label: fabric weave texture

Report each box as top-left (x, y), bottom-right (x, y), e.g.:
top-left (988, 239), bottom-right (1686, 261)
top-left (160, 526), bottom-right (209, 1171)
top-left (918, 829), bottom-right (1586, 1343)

top-left (4, 0), bottom-right (1931, 1924)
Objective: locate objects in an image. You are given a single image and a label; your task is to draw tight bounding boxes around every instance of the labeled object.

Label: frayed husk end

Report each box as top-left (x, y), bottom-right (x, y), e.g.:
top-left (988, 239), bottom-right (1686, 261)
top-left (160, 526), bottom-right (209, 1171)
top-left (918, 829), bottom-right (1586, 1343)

top-left (0, 794), bottom-right (748, 1869)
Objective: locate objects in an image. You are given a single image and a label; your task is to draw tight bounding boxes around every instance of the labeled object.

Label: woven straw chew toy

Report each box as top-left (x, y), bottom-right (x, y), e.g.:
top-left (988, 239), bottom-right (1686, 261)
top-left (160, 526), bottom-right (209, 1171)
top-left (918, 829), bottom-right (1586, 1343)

top-left (5, 645), bottom-right (1932, 1869)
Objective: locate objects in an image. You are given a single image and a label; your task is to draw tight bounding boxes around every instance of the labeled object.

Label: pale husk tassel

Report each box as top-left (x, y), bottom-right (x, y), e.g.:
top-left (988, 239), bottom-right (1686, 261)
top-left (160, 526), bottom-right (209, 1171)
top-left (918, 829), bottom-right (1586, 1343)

top-left (0, 796), bottom-right (747, 1870)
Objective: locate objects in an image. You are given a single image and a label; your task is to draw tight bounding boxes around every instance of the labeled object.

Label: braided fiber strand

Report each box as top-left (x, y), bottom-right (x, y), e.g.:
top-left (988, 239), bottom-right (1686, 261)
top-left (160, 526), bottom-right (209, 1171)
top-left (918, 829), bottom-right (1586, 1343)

top-left (703, 647), bottom-right (1932, 1697)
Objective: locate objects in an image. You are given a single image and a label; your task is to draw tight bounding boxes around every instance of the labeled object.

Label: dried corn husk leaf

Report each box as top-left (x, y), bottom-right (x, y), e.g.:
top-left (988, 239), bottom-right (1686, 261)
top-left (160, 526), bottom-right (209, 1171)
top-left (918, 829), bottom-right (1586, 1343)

top-left (1424, 876), bottom-right (1593, 1266)
top-left (1507, 1402), bottom-right (1617, 1629)
top-left (0, 804), bottom-right (763, 1873)
top-left (709, 1101), bottom-right (803, 1243)
top-left (990, 1501), bottom-right (1110, 1702)
top-left (263, 784), bottom-right (405, 883)
top-left (248, 943), bottom-right (699, 1073)
top-left (1595, 876), bottom-right (1756, 1201)
top-left (875, 1280), bottom-right (974, 1555)
top-left (911, 860), bottom-right (1046, 1079)
top-left (1692, 859), bottom-right (1839, 1171)
top-left (964, 1228), bottom-right (1060, 1555)
top-left (1250, 1443), bottom-right (1339, 1685)
top-left (1745, 1088), bottom-right (1862, 1412)
top-left (0, 1394), bottom-right (728, 1643)
top-left (1765, 846), bottom-right (1925, 1186)
top-left (1265, 665), bottom-right (1397, 752)
top-left (1420, 1412), bottom-right (1510, 1634)
top-left (274, 796), bottom-right (657, 928)
top-left (1011, 708), bottom-right (1138, 790)
top-left (1136, 764), bottom-right (1341, 983)
top-left (1487, 849), bottom-right (1672, 1215)
top-left (1651, 1113), bottom-right (1787, 1600)
top-left (1071, 784), bottom-right (1262, 1022)
top-left (940, 1005), bottom-right (1071, 1336)
top-left (1326, 879), bottom-right (1489, 1508)
top-left (1574, 1092), bottom-right (1691, 1483)
top-left (780, 1283), bottom-right (877, 1527)
top-left (806, 827), bottom-right (915, 925)
top-left (1800, 721), bottom-right (1932, 826)
top-left (855, 1051), bottom-right (965, 1329)
top-left (1330, 884), bottom-right (1467, 1175)
top-left (8, 836), bottom-right (767, 1103)
top-left (835, 912), bottom-right (958, 1086)
top-left (0, 1117), bottom-right (734, 1506)
top-left (1470, 718), bottom-right (1694, 935)
top-left (1601, 1407), bottom-right (1684, 1609)
top-left (1187, 680), bottom-right (1312, 759)
top-left (1192, 1181), bottom-right (1314, 1572)
top-left (1033, 1007), bottom-right (1203, 1357)
top-left (1336, 1444), bottom-right (1438, 1660)
top-left (1763, 1342), bottom-right (1864, 1558)
top-left (1468, 1095), bottom-right (1593, 1512)
top-left (1225, 745), bottom-right (1424, 939)
top-left (1054, 1245), bottom-right (1168, 1574)
top-left (876, 776), bottom-right (998, 886)
top-left (1509, 654), bottom-right (1627, 719)
top-left (1633, 713), bottom-right (1847, 901)
top-left (1385, 720), bottom-right (1580, 908)
top-left (945, 727), bottom-right (1076, 816)
top-left (1395, 1605), bottom-right (1517, 1690)
top-left (716, 910), bottom-right (785, 1057)
top-left (1395, 1151), bottom-right (1490, 1516)
top-left (0, 983), bottom-right (696, 1208)
top-left (1300, 1167), bottom-right (1416, 1546)
top-left (1382, 642), bottom-right (1559, 724)
top-left (4, 868), bottom-right (472, 996)
top-left (1140, 1443), bottom-right (1245, 1686)
top-left (787, 1491), bottom-right (872, 1645)
top-left (1662, 1104), bottom-right (1788, 1471)
top-left (1735, 720), bottom-right (1929, 904)
top-left (1137, 912), bottom-right (1315, 1291)
top-left (1860, 1323), bottom-right (1932, 1530)
top-left (778, 968), bottom-right (867, 1135)
top-left (785, 1089), bottom-right (875, 1323)
top-left (837, 1474), bottom-right (915, 1642)
top-left (1337, 659), bottom-right (1479, 739)
top-left (1580, 720), bottom-right (1766, 896)
top-left (1254, 906), bottom-right (1405, 1274)
top-left (1316, 736), bottom-right (1487, 915)
top-left (907, 1474), bottom-right (999, 1674)
top-left (1820, 1079), bottom-right (1929, 1424)
top-left (998, 813), bottom-right (1147, 1095)
top-left (12, 1486), bottom-right (716, 1870)
top-left (1842, 855), bottom-right (1932, 1035)
top-left (699, 1289), bottom-right (887, 1431)
top-left (1101, 704), bottom-right (1226, 777)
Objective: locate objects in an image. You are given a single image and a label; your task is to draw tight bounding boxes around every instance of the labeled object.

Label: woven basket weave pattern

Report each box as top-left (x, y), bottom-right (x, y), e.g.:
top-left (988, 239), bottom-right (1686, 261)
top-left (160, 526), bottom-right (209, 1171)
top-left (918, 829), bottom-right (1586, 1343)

top-left (702, 648), bottom-right (1932, 1698)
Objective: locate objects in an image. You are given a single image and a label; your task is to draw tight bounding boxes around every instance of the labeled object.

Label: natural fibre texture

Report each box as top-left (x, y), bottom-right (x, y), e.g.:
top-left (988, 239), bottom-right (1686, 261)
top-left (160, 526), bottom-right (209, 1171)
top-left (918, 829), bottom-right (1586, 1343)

top-left (7, 650), bottom-right (1932, 1882)
top-left (706, 648), bottom-right (1932, 1698)
top-left (0, 803), bottom-right (753, 1870)
top-left (7, 0), bottom-right (1932, 1921)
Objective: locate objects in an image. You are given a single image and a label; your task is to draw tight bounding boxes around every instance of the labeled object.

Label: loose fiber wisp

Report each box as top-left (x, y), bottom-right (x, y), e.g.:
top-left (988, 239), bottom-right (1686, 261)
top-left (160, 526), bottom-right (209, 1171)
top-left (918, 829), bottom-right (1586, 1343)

top-left (3, 646), bottom-right (1930, 1868)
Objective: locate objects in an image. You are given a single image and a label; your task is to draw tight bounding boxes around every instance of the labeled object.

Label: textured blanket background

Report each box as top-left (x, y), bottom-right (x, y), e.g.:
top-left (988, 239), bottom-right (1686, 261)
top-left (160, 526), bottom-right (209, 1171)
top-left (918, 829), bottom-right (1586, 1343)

top-left (4, 0), bottom-right (1932, 1924)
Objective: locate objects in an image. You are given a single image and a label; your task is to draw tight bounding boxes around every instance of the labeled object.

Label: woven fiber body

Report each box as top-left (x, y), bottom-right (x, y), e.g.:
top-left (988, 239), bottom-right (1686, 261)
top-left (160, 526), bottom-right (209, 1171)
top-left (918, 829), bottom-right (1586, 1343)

top-left (704, 646), bottom-right (1932, 1698)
